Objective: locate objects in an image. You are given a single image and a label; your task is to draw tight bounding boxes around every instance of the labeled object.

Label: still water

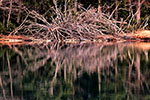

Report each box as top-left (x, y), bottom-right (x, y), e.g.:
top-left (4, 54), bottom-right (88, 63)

top-left (0, 42), bottom-right (150, 100)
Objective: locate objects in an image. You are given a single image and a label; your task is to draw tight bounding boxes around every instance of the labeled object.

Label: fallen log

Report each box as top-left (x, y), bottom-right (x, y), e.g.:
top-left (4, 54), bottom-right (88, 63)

top-left (119, 30), bottom-right (150, 41)
top-left (0, 34), bottom-right (31, 42)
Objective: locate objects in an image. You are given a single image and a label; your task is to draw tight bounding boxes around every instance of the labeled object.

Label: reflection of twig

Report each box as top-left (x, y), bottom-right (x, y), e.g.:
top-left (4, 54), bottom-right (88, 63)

top-left (29, 55), bottom-right (51, 72)
top-left (135, 54), bottom-right (141, 81)
top-left (13, 47), bottom-right (28, 67)
top-left (49, 63), bottom-right (59, 95)
top-left (98, 67), bottom-right (101, 93)
top-left (0, 76), bottom-right (7, 100)
top-left (17, 56), bottom-right (24, 100)
top-left (128, 52), bottom-right (134, 81)
top-left (6, 52), bottom-right (14, 99)
top-left (64, 65), bottom-right (66, 81)
top-left (144, 51), bottom-right (148, 61)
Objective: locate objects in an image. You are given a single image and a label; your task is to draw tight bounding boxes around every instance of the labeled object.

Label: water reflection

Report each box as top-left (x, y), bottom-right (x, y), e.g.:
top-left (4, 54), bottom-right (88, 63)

top-left (0, 42), bottom-right (150, 100)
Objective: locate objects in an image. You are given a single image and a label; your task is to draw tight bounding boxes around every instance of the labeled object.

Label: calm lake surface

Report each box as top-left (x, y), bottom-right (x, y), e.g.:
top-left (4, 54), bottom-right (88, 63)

top-left (0, 42), bottom-right (150, 100)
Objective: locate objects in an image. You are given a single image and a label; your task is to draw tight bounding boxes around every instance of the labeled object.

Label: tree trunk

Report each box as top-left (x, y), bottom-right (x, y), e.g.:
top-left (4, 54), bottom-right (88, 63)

top-left (0, 0), bottom-right (2, 6)
top-left (17, 1), bottom-right (22, 23)
top-left (136, 0), bottom-right (141, 24)
top-left (98, 0), bottom-right (102, 14)
top-left (136, 0), bottom-right (145, 24)
top-left (7, 0), bottom-right (13, 28)
top-left (74, 0), bottom-right (78, 12)
top-left (115, 0), bottom-right (118, 20)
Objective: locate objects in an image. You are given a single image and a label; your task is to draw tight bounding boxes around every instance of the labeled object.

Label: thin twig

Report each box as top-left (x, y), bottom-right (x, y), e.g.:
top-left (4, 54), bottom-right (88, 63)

top-left (7, 0), bottom-right (13, 27)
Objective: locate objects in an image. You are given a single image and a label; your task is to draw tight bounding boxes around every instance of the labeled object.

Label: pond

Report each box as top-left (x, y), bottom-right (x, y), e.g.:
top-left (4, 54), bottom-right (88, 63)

top-left (0, 42), bottom-right (150, 100)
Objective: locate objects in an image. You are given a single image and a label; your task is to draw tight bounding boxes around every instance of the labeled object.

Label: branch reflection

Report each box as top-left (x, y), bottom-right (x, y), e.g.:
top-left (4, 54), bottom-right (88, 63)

top-left (0, 42), bottom-right (150, 100)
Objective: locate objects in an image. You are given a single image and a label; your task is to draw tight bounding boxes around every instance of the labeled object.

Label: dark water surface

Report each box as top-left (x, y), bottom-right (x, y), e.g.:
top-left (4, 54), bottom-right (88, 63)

top-left (0, 42), bottom-right (150, 100)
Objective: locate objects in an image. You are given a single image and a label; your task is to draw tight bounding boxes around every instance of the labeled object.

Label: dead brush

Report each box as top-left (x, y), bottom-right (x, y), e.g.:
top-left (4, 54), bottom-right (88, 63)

top-left (10, 4), bottom-right (126, 42)
top-left (0, 0), bottom-right (149, 43)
